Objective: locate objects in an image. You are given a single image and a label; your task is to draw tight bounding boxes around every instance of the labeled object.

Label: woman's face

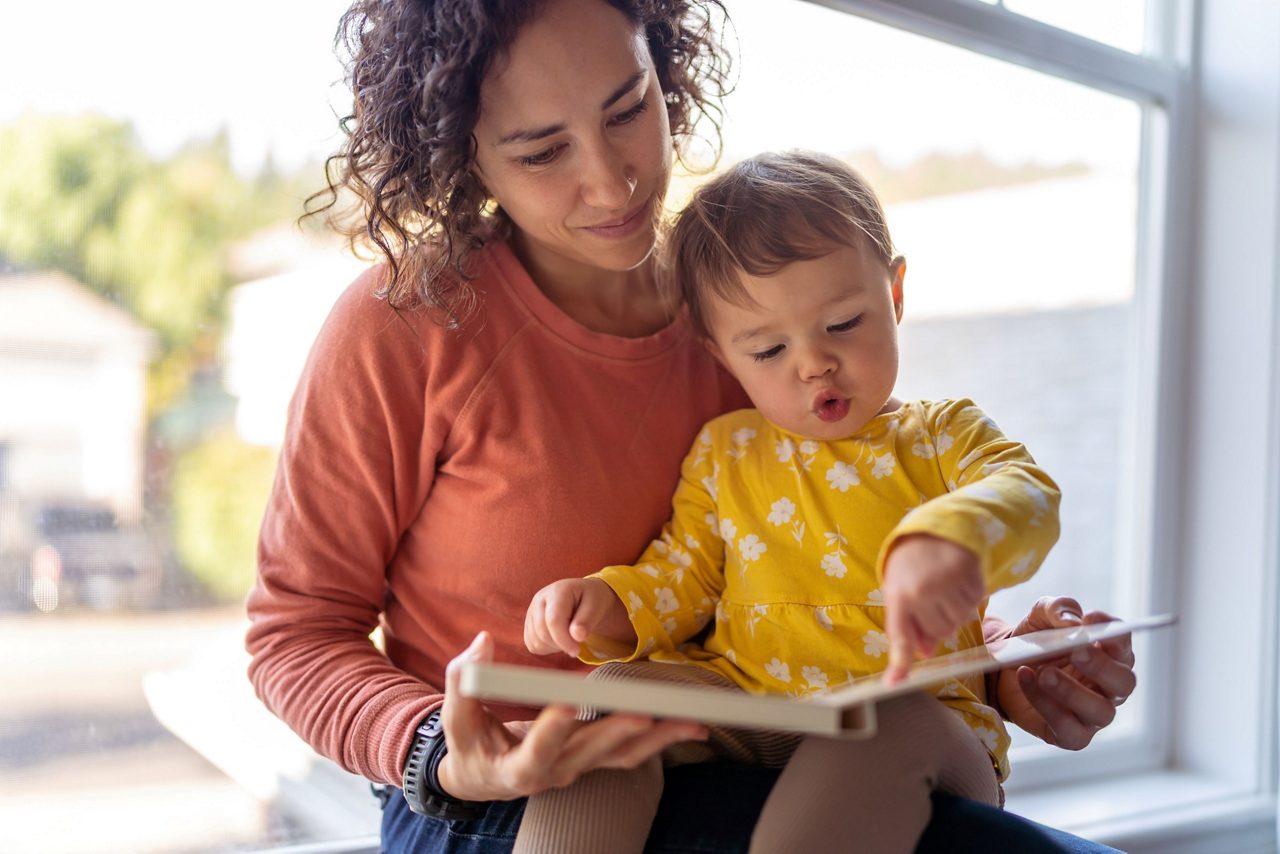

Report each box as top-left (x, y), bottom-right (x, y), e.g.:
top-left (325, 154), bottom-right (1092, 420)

top-left (472, 0), bottom-right (673, 280)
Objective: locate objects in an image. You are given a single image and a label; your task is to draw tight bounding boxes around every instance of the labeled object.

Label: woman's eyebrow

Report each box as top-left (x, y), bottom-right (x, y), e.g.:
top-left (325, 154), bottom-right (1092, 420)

top-left (496, 70), bottom-right (647, 147)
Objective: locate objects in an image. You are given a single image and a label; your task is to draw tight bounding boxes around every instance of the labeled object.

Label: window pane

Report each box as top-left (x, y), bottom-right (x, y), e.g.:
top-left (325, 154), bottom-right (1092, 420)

top-left (1004, 0), bottom-right (1147, 55)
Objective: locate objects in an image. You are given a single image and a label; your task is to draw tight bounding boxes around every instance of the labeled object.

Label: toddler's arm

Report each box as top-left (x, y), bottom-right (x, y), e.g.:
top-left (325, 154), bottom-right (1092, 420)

top-left (880, 399), bottom-right (1062, 682)
top-left (525, 577), bottom-right (637, 657)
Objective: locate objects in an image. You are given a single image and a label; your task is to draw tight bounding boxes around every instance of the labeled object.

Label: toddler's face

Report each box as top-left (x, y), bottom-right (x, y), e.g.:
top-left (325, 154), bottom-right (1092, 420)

top-left (705, 243), bottom-right (905, 441)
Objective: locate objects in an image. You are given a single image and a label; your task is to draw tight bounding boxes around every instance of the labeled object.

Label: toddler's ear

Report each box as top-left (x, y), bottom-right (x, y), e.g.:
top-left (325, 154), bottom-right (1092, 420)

top-left (890, 256), bottom-right (907, 323)
top-left (703, 338), bottom-right (730, 370)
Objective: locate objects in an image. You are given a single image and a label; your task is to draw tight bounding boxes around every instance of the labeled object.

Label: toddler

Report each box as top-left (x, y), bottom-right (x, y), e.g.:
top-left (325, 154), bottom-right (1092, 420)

top-left (517, 150), bottom-right (1061, 853)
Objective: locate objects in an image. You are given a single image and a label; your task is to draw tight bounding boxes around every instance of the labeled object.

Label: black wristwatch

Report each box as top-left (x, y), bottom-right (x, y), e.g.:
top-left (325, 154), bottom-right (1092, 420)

top-left (402, 709), bottom-right (489, 820)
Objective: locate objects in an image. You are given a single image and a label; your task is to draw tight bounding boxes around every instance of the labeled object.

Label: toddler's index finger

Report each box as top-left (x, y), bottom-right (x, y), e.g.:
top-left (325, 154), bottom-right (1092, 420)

top-left (883, 605), bottom-right (914, 685)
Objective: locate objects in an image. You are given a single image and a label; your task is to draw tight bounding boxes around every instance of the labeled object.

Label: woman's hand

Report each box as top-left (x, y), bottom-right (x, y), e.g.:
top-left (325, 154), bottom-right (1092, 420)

top-left (996, 596), bottom-right (1137, 749)
top-left (435, 632), bottom-right (708, 802)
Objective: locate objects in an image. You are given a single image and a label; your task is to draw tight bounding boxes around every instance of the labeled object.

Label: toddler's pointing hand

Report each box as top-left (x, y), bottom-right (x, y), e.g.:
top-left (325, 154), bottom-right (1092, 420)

top-left (881, 534), bottom-right (984, 684)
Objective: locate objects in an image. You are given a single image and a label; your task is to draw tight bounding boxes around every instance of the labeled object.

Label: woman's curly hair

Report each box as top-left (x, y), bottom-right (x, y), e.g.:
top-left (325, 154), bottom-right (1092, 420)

top-left (306, 0), bottom-right (733, 326)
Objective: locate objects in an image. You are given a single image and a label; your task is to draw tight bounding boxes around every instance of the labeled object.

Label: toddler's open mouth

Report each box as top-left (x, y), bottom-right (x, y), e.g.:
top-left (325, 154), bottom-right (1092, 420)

top-left (813, 394), bottom-right (850, 424)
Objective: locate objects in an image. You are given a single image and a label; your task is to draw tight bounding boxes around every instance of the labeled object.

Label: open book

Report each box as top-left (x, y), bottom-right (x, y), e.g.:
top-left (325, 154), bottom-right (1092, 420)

top-left (460, 614), bottom-right (1174, 737)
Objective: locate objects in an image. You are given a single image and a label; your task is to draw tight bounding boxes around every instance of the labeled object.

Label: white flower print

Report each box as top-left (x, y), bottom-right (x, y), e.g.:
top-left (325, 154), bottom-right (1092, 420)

top-left (725, 648), bottom-right (737, 664)
top-left (747, 603), bottom-right (768, 636)
top-left (775, 437), bottom-right (796, 463)
top-left (824, 530), bottom-right (848, 549)
top-left (826, 461), bottom-right (860, 492)
top-left (866, 588), bottom-right (884, 605)
top-left (801, 665), bottom-right (829, 692)
top-left (972, 725), bottom-right (999, 753)
top-left (728, 427), bottom-right (757, 460)
top-left (639, 564), bottom-right (661, 578)
top-left (963, 484), bottom-right (1001, 503)
top-left (663, 617), bottom-right (679, 635)
top-left (934, 431), bottom-right (955, 456)
top-left (719, 518), bottom-right (738, 543)
top-left (981, 462), bottom-right (1007, 477)
top-left (705, 512), bottom-right (721, 538)
top-left (815, 608), bottom-right (834, 631)
top-left (668, 547), bottom-right (693, 569)
top-left (820, 553), bottom-right (847, 578)
top-left (799, 440), bottom-right (819, 457)
top-left (652, 539), bottom-right (669, 556)
top-left (790, 521), bottom-right (807, 543)
top-left (979, 517), bottom-right (1008, 546)
top-left (627, 591), bottom-right (643, 615)
top-left (715, 600), bottom-right (728, 622)
top-left (654, 587), bottom-right (679, 614)
top-left (871, 453), bottom-right (896, 479)
top-left (768, 497), bottom-right (797, 526)
top-left (765, 657), bottom-right (792, 683)
top-left (1009, 551), bottom-right (1036, 577)
top-left (1022, 481), bottom-right (1051, 514)
top-left (684, 534), bottom-right (701, 551)
top-left (911, 441), bottom-right (936, 460)
top-left (701, 463), bottom-right (720, 502)
top-left (957, 450), bottom-right (982, 471)
top-left (863, 630), bottom-right (889, 658)
top-left (738, 534), bottom-right (767, 562)
top-left (942, 633), bottom-right (960, 652)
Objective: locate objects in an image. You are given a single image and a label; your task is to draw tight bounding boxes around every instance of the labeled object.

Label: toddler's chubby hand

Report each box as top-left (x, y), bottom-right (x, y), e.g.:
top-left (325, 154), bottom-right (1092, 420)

top-left (881, 534), bottom-right (984, 684)
top-left (524, 577), bottom-right (635, 657)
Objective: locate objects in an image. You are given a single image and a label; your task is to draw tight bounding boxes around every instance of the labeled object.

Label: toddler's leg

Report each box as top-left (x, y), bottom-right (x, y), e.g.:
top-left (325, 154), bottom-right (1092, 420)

top-left (513, 756), bottom-right (663, 854)
top-left (749, 691), bottom-right (1000, 854)
top-left (514, 661), bottom-right (723, 854)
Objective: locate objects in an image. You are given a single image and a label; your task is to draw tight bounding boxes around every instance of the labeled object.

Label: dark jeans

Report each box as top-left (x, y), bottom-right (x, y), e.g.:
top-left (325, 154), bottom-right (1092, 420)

top-left (379, 762), bottom-right (1122, 853)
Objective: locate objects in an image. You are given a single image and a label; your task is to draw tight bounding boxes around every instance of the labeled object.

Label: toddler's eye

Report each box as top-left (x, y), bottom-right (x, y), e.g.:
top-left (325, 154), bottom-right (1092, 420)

top-left (750, 344), bottom-right (785, 362)
top-left (827, 315), bottom-right (864, 333)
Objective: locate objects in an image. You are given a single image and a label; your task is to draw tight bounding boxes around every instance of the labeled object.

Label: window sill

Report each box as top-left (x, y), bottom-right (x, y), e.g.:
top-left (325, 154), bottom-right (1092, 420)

top-left (1006, 769), bottom-right (1277, 854)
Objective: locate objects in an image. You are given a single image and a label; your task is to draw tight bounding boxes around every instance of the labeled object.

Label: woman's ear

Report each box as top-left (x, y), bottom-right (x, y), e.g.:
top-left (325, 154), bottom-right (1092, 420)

top-left (890, 256), bottom-right (906, 324)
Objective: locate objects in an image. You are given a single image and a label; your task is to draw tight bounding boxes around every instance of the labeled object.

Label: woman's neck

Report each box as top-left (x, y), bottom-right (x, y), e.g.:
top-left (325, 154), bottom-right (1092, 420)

top-left (511, 232), bottom-right (676, 338)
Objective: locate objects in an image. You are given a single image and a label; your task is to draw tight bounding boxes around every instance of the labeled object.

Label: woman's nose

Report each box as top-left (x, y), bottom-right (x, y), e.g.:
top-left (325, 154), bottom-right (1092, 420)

top-left (580, 143), bottom-right (637, 210)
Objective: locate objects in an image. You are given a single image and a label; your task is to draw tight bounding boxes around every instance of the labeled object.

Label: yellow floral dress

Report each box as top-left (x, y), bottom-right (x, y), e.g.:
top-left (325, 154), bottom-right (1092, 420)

top-left (585, 399), bottom-right (1060, 780)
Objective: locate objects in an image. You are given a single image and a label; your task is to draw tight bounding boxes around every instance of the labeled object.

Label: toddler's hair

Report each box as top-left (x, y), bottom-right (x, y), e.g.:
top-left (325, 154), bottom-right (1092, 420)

top-left (667, 150), bottom-right (895, 338)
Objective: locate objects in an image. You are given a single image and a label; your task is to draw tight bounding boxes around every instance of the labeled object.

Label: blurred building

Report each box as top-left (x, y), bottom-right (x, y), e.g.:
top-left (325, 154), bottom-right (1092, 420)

top-left (0, 267), bottom-right (155, 521)
top-left (223, 224), bottom-right (368, 448)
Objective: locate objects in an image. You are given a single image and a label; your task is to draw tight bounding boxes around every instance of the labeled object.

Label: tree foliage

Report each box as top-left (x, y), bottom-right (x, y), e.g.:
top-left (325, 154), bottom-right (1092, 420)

top-left (0, 113), bottom-right (316, 410)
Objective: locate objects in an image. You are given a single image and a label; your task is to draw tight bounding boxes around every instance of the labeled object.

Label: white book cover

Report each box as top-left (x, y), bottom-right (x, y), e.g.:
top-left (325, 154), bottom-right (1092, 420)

top-left (459, 614), bottom-right (1174, 737)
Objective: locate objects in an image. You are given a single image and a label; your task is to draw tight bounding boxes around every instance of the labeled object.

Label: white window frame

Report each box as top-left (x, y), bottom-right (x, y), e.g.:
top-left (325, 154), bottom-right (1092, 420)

top-left (800, 1), bottom-right (1279, 852)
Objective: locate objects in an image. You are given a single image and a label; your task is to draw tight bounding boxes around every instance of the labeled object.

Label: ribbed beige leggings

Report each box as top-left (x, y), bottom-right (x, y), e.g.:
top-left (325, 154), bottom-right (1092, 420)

top-left (513, 660), bottom-right (1001, 854)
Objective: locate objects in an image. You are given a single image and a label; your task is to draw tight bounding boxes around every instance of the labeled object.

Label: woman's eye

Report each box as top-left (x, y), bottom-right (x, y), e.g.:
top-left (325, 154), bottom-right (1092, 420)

top-left (827, 315), bottom-right (863, 333)
top-left (519, 145), bottom-right (564, 168)
top-left (750, 344), bottom-right (785, 363)
top-left (609, 99), bottom-right (648, 126)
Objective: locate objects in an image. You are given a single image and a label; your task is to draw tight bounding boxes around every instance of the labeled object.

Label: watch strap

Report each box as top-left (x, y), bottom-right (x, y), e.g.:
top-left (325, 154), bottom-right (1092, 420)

top-left (402, 709), bottom-right (489, 820)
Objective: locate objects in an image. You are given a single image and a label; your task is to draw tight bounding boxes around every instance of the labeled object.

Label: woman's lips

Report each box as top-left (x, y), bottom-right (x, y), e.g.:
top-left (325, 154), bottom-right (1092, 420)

top-left (581, 195), bottom-right (652, 239)
top-left (813, 393), bottom-right (850, 424)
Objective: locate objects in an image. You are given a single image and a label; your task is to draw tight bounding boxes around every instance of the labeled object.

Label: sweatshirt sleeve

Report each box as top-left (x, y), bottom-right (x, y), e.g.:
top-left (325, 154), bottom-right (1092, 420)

top-left (244, 271), bottom-right (445, 786)
top-left (877, 399), bottom-right (1061, 595)
top-left (583, 428), bottom-right (726, 663)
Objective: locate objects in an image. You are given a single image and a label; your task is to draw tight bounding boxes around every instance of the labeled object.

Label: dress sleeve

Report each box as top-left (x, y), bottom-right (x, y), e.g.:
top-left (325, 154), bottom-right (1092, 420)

top-left (583, 429), bottom-right (726, 663)
top-left (244, 272), bottom-right (445, 786)
top-left (877, 399), bottom-right (1061, 594)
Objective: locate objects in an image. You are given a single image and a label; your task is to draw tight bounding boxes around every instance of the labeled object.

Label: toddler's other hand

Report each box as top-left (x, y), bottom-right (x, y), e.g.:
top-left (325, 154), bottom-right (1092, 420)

top-left (524, 578), bottom-right (627, 657)
top-left (882, 534), bottom-right (984, 684)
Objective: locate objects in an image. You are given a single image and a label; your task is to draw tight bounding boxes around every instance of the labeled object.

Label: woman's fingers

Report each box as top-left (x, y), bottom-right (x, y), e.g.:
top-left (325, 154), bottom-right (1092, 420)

top-left (1068, 645), bottom-right (1137, 706)
top-left (1021, 664), bottom-right (1116, 750)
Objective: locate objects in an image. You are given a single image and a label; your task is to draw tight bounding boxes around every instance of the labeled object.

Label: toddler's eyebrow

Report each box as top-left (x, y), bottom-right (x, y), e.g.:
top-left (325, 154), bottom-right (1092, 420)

top-left (731, 324), bottom-right (773, 345)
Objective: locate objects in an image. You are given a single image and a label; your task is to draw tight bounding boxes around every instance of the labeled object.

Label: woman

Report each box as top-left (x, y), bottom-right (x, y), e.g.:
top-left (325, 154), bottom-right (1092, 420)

top-left (245, 0), bottom-right (1136, 850)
